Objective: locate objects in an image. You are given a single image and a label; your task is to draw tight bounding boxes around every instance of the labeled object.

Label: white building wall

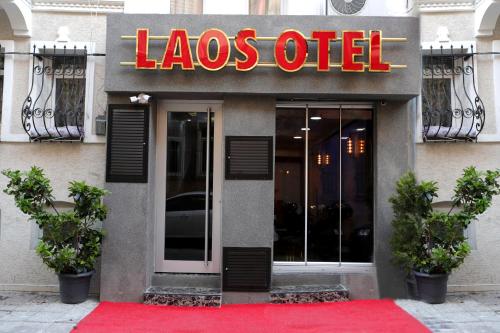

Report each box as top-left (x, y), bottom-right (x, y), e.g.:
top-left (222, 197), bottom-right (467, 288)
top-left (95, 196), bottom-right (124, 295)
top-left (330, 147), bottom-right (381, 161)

top-left (0, 8), bottom-right (107, 291)
top-left (417, 7), bottom-right (500, 291)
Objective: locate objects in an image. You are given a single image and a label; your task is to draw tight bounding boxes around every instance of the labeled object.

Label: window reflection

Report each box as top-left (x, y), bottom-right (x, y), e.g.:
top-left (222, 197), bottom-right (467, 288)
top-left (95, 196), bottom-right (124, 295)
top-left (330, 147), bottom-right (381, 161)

top-left (307, 109), bottom-right (341, 262)
top-left (340, 110), bottom-right (373, 262)
top-left (274, 107), bottom-right (373, 263)
top-left (274, 108), bottom-right (305, 262)
top-left (165, 112), bottom-right (213, 261)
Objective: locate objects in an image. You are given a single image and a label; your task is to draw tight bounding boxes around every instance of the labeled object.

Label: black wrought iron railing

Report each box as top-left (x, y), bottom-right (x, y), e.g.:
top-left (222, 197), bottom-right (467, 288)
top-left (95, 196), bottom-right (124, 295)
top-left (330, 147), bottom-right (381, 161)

top-left (421, 45), bottom-right (485, 142)
top-left (21, 45), bottom-right (88, 141)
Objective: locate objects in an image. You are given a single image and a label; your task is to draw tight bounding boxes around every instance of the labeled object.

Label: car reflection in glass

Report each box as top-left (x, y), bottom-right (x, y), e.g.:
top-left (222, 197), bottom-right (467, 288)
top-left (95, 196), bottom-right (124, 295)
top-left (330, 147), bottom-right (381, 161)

top-left (165, 192), bottom-right (212, 240)
top-left (164, 191), bottom-right (213, 261)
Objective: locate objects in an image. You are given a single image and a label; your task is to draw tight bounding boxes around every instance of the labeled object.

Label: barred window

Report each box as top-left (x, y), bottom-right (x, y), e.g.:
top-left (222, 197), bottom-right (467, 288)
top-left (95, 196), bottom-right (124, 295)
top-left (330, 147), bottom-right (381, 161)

top-left (22, 46), bottom-right (87, 141)
top-left (421, 48), bottom-right (485, 142)
top-left (422, 56), bottom-right (453, 128)
top-left (53, 56), bottom-right (86, 128)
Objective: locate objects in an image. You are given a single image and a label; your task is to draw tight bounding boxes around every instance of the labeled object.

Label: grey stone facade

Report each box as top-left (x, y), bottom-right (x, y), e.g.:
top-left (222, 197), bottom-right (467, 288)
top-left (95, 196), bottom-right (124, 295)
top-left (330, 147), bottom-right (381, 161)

top-left (101, 14), bottom-right (420, 302)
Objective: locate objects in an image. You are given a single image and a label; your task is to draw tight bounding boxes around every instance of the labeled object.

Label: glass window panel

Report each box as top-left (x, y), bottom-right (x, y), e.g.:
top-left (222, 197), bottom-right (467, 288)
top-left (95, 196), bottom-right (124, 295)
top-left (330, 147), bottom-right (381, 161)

top-left (249, 0), bottom-right (280, 14)
top-left (422, 78), bottom-right (452, 127)
top-left (282, 0), bottom-right (324, 15)
top-left (340, 109), bottom-right (373, 262)
top-left (274, 108), bottom-right (305, 262)
top-left (307, 108), bottom-right (341, 262)
top-left (203, 0), bottom-right (249, 14)
top-left (422, 56), bottom-right (454, 127)
top-left (171, 0), bottom-right (203, 14)
top-left (55, 78), bottom-right (85, 127)
top-left (165, 111), bottom-right (213, 261)
top-left (275, 107), bottom-right (373, 264)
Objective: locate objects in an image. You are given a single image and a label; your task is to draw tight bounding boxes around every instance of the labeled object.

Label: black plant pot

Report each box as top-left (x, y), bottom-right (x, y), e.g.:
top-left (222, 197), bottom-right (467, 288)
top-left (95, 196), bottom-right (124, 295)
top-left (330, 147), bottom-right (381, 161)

top-left (414, 271), bottom-right (448, 304)
top-left (406, 273), bottom-right (419, 300)
top-left (58, 270), bottom-right (94, 304)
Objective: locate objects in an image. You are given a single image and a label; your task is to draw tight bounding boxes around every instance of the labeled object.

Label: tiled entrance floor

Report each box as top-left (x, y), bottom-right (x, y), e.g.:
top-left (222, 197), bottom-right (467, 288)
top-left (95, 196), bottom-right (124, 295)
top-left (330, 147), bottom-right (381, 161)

top-left (397, 292), bottom-right (500, 332)
top-left (0, 291), bottom-right (98, 333)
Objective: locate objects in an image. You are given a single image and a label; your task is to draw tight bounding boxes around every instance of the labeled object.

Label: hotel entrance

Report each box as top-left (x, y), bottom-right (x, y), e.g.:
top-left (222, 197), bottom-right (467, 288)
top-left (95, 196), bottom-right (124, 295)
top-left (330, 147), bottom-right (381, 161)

top-left (274, 103), bottom-right (374, 265)
top-left (155, 101), bottom-right (223, 274)
top-left (101, 13), bottom-right (420, 301)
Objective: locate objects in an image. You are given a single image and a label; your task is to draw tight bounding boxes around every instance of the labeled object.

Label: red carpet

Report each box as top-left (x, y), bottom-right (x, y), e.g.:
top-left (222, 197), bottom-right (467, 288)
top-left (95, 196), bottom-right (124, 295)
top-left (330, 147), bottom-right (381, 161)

top-left (74, 299), bottom-right (429, 333)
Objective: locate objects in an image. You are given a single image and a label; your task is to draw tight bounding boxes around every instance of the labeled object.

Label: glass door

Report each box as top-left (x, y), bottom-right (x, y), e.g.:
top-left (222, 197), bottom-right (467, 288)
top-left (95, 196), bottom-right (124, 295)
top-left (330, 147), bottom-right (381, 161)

top-left (155, 101), bottom-right (222, 273)
top-left (274, 104), bottom-right (373, 264)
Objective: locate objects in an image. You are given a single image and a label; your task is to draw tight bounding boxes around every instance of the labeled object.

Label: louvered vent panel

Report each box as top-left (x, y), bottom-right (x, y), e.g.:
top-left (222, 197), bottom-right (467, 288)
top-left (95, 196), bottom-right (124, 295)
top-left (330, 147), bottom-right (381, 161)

top-left (106, 105), bottom-right (149, 183)
top-left (225, 136), bottom-right (273, 180)
top-left (223, 247), bottom-right (271, 291)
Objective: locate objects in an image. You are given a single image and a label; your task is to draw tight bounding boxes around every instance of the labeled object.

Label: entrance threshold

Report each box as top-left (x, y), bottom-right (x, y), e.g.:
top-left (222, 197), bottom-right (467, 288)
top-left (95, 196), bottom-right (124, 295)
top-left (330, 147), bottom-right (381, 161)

top-left (273, 262), bottom-right (375, 274)
top-left (276, 101), bottom-right (374, 109)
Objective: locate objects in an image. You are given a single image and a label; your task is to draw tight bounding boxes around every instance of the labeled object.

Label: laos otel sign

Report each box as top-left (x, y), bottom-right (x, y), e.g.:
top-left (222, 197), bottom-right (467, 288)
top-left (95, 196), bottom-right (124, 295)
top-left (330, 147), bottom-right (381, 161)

top-left (120, 28), bottom-right (407, 73)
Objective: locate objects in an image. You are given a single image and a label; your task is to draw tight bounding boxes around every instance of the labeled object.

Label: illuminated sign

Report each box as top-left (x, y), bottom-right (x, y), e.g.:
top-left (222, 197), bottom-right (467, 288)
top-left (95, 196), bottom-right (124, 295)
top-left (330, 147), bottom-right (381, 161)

top-left (121, 28), bottom-right (407, 72)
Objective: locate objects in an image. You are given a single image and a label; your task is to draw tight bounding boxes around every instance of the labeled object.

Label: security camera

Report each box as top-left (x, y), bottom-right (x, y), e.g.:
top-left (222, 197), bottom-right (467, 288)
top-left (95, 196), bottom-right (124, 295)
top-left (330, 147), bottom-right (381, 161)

top-left (137, 93), bottom-right (151, 104)
top-left (380, 100), bottom-right (387, 106)
top-left (130, 93), bottom-right (151, 104)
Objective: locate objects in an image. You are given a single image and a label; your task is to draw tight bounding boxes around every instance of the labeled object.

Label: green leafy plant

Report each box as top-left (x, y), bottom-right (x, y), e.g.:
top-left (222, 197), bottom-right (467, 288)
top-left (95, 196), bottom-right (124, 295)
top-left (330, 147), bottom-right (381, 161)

top-left (2, 167), bottom-right (108, 274)
top-left (390, 167), bottom-right (500, 275)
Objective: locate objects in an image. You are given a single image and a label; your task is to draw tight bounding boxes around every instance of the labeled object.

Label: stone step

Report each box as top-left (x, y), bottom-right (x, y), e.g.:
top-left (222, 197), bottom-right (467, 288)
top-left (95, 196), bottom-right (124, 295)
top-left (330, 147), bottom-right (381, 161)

top-left (144, 287), bottom-right (222, 307)
top-left (151, 273), bottom-right (220, 289)
top-left (270, 285), bottom-right (349, 304)
top-left (272, 273), bottom-right (341, 286)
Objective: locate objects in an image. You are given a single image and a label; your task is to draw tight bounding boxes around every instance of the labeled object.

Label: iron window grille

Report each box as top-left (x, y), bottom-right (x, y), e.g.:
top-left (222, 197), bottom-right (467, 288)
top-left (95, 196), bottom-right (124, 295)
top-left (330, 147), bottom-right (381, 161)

top-left (421, 45), bottom-right (485, 142)
top-left (22, 45), bottom-right (88, 142)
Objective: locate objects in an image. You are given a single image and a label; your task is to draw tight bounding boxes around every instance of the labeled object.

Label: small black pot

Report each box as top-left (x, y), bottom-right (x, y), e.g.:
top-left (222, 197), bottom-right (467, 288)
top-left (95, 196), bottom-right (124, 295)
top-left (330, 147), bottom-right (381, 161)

top-left (414, 271), bottom-right (448, 304)
top-left (58, 270), bottom-right (94, 304)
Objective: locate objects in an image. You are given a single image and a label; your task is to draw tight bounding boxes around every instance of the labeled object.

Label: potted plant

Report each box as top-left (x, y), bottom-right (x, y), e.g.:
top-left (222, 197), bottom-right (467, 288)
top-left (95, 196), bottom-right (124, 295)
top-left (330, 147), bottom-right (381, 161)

top-left (389, 172), bottom-right (438, 299)
top-left (390, 167), bottom-right (500, 304)
top-left (2, 167), bottom-right (108, 304)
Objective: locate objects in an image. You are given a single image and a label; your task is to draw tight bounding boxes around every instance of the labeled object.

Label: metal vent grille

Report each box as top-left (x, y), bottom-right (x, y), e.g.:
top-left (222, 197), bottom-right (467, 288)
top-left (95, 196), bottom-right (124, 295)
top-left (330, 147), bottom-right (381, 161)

top-left (223, 247), bottom-right (271, 292)
top-left (225, 136), bottom-right (273, 180)
top-left (330, 0), bottom-right (366, 15)
top-left (106, 104), bottom-right (149, 183)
